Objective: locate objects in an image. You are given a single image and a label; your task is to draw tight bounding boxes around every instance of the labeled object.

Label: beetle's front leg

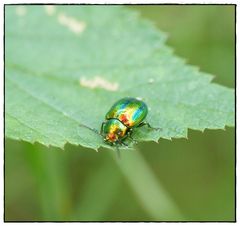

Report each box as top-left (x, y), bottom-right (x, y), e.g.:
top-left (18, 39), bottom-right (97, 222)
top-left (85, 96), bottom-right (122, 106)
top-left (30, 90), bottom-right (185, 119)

top-left (117, 140), bottom-right (129, 147)
top-left (118, 129), bottom-right (137, 146)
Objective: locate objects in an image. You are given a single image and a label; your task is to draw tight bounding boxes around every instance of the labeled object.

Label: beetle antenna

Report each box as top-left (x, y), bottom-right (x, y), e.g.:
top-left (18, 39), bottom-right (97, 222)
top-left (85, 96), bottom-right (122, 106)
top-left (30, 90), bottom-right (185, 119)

top-left (79, 123), bottom-right (104, 138)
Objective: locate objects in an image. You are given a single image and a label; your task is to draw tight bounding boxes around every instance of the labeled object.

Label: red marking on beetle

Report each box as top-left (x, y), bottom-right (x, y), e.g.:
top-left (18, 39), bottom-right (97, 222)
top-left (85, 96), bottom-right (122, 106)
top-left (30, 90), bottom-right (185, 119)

top-left (107, 133), bottom-right (116, 141)
top-left (120, 114), bottom-right (129, 124)
top-left (120, 114), bottom-right (132, 127)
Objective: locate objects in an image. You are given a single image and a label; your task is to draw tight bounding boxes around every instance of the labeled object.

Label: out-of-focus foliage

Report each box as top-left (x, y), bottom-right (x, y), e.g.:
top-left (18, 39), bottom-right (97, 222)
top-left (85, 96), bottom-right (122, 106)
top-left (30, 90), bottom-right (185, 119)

top-left (5, 5), bottom-right (235, 221)
top-left (5, 5), bottom-right (234, 150)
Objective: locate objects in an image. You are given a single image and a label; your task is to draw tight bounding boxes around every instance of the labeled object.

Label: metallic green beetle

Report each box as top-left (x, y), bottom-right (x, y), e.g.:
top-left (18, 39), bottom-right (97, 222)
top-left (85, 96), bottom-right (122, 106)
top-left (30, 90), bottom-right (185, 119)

top-left (80, 97), bottom-right (159, 147)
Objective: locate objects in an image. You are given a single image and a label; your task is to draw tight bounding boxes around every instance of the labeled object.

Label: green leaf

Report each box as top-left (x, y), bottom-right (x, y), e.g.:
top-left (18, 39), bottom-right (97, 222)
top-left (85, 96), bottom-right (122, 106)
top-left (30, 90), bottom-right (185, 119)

top-left (5, 5), bottom-right (235, 150)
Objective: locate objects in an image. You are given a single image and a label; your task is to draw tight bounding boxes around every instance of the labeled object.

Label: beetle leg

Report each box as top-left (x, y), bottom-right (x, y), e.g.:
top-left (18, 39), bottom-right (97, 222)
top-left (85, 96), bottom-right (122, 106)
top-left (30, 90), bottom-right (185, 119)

top-left (100, 121), bottom-right (107, 135)
top-left (118, 129), bottom-right (137, 146)
top-left (117, 133), bottom-right (131, 147)
top-left (137, 122), bottom-right (162, 131)
top-left (119, 140), bottom-right (129, 147)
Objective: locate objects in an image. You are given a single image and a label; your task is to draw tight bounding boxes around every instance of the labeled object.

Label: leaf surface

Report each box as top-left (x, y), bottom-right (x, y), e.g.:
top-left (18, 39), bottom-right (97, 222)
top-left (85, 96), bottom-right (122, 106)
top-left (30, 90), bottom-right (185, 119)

top-left (5, 5), bottom-right (235, 150)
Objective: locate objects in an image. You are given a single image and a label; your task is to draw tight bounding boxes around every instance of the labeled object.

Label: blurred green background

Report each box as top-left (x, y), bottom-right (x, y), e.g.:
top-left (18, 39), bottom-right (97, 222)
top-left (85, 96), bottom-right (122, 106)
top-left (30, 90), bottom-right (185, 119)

top-left (5, 5), bottom-right (235, 221)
